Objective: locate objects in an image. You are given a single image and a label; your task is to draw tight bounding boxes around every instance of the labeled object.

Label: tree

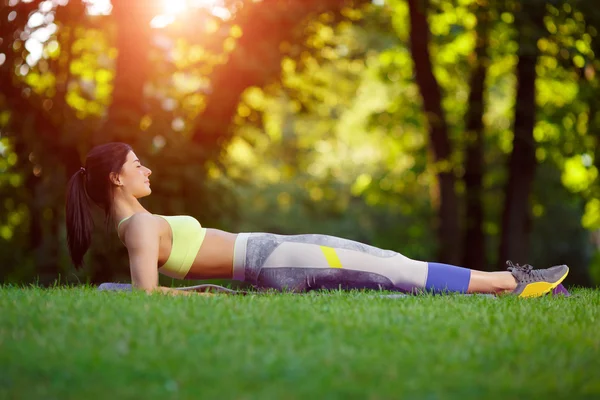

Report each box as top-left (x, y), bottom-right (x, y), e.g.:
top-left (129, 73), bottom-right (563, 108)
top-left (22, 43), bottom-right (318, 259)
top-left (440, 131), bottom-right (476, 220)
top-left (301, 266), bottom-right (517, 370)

top-left (497, 0), bottom-right (546, 268)
top-left (92, 0), bottom-right (156, 146)
top-left (462, 0), bottom-right (492, 270)
top-left (190, 0), bottom-right (369, 150)
top-left (407, 0), bottom-right (460, 264)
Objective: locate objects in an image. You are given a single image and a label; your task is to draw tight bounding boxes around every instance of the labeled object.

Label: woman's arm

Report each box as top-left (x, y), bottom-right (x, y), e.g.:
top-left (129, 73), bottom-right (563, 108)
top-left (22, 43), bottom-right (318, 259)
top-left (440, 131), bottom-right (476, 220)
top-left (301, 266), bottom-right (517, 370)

top-left (122, 214), bottom-right (212, 297)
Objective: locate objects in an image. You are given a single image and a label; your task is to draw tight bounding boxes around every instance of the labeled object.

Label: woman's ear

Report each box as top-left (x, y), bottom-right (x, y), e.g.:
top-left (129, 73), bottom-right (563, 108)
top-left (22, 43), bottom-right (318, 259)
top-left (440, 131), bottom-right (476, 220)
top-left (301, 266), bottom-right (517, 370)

top-left (109, 171), bottom-right (122, 187)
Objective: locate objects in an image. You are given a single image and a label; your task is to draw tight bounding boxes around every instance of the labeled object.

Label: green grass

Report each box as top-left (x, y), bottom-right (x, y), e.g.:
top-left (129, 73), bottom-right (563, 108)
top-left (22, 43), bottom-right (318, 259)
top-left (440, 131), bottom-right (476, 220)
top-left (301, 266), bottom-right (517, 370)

top-left (1, 287), bottom-right (599, 400)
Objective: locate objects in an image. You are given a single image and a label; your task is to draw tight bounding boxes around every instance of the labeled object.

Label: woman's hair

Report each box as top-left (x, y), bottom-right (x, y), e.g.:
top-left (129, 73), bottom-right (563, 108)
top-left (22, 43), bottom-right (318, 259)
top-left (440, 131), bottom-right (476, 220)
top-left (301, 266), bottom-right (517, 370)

top-left (66, 142), bottom-right (132, 268)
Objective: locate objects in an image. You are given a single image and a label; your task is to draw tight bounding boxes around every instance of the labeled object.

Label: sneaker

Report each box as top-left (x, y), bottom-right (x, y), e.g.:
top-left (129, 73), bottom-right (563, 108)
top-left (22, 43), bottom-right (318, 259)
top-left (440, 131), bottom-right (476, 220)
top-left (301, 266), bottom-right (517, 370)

top-left (506, 261), bottom-right (569, 298)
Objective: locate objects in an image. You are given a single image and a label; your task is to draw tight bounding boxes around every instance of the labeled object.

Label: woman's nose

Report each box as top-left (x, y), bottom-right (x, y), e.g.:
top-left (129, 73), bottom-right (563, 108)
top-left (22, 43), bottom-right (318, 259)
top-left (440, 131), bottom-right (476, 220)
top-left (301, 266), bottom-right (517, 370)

top-left (146, 168), bottom-right (152, 176)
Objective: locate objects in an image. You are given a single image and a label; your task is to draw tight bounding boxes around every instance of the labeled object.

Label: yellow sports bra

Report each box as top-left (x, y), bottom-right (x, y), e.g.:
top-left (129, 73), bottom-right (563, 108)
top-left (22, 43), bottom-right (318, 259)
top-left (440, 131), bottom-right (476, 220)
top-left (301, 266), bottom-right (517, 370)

top-left (117, 214), bottom-right (207, 279)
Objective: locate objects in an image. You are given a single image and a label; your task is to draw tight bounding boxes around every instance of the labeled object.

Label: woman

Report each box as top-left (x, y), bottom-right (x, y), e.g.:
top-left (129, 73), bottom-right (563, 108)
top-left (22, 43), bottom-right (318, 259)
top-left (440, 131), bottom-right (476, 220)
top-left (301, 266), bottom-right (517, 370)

top-left (66, 143), bottom-right (569, 297)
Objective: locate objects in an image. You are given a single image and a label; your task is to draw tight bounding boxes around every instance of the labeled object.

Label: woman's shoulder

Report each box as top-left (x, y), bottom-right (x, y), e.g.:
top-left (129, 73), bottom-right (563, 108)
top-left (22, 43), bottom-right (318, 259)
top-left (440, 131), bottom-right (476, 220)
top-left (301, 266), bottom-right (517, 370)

top-left (118, 213), bottom-right (159, 241)
top-left (121, 212), bottom-right (156, 224)
top-left (123, 213), bottom-right (199, 231)
top-left (119, 213), bottom-right (166, 249)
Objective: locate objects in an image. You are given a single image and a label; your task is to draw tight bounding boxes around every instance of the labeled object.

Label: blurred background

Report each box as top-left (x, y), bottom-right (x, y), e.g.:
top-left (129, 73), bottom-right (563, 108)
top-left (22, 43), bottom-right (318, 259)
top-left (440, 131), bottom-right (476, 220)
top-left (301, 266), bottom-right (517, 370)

top-left (0, 0), bottom-right (598, 287)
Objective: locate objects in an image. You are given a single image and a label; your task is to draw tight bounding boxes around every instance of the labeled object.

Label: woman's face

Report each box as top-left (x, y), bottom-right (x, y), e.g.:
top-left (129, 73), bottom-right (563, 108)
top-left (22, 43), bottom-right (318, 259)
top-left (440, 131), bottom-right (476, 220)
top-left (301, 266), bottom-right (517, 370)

top-left (117, 151), bottom-right (152, 198)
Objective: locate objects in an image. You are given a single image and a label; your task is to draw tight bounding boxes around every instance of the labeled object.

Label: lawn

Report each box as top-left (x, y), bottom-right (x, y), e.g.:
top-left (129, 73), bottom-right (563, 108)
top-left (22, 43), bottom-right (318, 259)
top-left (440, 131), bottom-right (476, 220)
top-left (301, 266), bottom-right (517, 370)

top-left (0, 286), bottom-right (598, 399)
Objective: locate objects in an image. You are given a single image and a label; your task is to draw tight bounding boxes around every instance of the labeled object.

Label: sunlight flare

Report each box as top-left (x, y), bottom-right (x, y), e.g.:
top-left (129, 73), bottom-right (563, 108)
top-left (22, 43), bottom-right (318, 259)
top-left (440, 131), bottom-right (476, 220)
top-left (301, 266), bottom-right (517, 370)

top-left (164, 0), bottom-right (188, 15)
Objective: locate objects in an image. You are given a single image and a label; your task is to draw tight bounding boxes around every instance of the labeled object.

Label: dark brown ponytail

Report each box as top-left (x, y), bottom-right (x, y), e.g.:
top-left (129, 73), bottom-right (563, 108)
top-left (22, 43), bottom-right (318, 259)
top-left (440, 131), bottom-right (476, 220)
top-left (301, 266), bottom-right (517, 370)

top-left (66, 168), bottom-right (93, 268)
top-left (65, 142), bottom-right (132, 268)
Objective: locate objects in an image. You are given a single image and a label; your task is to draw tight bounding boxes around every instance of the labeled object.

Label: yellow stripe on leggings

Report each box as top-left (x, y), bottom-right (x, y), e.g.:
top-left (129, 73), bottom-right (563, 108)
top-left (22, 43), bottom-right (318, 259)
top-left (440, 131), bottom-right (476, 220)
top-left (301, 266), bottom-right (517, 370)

top-left (320, 246), bottom-right (343, 268)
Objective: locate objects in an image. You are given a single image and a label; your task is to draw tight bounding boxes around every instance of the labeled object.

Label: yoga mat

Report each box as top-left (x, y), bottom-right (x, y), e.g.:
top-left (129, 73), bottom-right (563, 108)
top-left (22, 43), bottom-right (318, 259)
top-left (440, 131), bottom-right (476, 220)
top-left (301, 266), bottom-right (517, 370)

top-left (98, 283), bottom-right (246, 294)
top-left (98, 283), bottom-right (571, 297)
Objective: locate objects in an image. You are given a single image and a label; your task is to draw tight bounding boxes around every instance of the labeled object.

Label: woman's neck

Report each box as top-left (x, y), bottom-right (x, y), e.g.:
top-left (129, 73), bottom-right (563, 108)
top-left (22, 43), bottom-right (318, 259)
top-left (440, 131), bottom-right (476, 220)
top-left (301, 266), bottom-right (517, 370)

top-left (112, 196), bottom-right (150, 227)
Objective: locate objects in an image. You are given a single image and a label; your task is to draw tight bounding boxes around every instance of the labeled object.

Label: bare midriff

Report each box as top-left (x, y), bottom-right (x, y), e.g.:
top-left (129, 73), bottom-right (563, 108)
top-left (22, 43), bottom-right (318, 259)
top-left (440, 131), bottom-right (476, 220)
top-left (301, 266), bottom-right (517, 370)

top-left (152, 214), bottom-right (237, 280)
top-left (185, 228), bottom-right (238, 280)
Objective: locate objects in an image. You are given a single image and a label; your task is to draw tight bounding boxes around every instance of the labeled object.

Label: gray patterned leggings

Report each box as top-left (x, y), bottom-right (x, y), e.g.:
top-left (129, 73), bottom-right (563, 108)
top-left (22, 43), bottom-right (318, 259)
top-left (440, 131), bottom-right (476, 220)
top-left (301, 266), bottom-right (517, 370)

top-left (231, 232), bottom-right (471, 293)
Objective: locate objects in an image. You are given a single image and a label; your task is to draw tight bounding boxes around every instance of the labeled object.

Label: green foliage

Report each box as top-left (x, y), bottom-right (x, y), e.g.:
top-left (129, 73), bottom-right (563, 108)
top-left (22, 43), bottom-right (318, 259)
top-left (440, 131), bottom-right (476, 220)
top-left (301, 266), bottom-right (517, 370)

top-left (222, 8), bottom-right (436, 258)
top-left (0, 0), bottom-right (599, 284)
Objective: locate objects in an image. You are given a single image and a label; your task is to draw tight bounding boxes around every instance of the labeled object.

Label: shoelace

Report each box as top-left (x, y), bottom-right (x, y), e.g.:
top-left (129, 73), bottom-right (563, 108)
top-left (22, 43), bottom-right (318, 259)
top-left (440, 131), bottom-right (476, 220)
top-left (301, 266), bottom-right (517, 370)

top-left (506, 260), bottom-right (543, 283)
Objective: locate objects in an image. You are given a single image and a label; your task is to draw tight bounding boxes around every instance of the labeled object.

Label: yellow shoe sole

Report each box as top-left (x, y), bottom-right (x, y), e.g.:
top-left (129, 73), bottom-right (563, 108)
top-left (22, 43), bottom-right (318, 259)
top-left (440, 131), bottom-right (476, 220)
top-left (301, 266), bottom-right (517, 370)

top-left (518, 267), bottom-right (569, 298)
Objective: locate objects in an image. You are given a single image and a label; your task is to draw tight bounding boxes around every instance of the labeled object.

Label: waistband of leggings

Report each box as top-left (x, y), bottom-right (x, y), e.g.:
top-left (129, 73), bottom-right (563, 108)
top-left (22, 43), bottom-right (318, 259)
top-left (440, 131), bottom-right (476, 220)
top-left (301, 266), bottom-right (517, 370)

top-left (232, 233), bottom-right (250, 281)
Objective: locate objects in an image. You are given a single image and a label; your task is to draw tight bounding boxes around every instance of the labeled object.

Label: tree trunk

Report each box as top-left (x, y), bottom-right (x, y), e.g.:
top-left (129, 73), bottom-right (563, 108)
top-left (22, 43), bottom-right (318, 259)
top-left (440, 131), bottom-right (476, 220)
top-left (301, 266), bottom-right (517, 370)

top-left (93, 0), bottom-right (153, 145)
top-left (497, 5), bottom-right (545, 269)
top-left (190, 4), bottom-right (308, 148)
top-left (407, 0), bottom-right (460, 264)
top-left (190, 0), bottom-right (368, 149)
top-left (462, 4), bottom-right (491, 271)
